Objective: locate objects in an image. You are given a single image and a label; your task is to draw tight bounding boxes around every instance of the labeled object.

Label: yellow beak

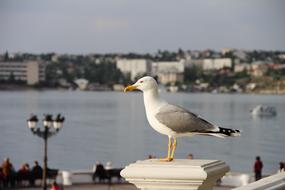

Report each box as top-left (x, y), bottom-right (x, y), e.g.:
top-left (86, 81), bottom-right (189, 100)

top-left (124, 85), bottom-right (138, 92)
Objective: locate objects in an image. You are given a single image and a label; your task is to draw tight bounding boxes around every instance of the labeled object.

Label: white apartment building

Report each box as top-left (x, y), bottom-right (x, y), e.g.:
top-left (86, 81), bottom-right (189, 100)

top-left (152, 60), bottom-right (185, 84)
top-left (203, 58), bottom-right (232, 70)
top-left (152, 60), bottom-right (185, 75)
top-left (158, 72), bottom-right (184, 85)
top-left (234, 62), bottom-right (269, 76)
top-left (0, 61), bottom-right (45, 85)
top-left (251, 62), bottom-right (268, 77)
top-left (234, 63), bottom-right (251, 73)
top-left (116, 59), bottom-right (152, 81)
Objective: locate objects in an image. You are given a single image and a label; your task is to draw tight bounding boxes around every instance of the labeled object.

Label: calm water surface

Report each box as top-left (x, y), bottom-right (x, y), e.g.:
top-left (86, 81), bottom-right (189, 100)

top-left (0, 91), bottom-right (284, 174)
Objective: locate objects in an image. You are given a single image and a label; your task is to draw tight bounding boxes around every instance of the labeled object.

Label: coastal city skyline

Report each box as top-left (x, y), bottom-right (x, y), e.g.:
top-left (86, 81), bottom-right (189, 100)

top-left (1, 48), bottom-right (285, 94)
top-left (1, 0), bottom-right (285, 54)
top-left (1, 1), bottom-right (285, 189)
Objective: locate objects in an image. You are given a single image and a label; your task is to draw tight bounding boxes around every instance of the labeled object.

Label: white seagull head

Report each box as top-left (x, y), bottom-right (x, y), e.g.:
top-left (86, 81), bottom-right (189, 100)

top-left (124, 76), bottom-right (158, 92)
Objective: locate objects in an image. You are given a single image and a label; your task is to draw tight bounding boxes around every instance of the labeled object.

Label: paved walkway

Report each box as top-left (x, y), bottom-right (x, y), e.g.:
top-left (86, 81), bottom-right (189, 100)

top-left (17, 183), bottom-right (233, 190)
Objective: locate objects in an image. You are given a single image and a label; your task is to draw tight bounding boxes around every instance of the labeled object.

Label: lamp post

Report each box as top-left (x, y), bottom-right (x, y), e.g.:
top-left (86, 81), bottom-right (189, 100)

top-left (27, 114), bottom-right (65, 190)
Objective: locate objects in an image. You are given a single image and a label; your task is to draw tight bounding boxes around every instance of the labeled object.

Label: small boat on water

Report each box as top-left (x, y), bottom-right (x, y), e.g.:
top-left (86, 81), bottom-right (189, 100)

top-left (250, 105), bottom-right (277, 117)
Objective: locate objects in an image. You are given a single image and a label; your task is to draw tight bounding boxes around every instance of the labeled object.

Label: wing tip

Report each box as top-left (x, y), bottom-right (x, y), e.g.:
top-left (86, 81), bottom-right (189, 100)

top-left (211, 127), bottom-right (241, 137)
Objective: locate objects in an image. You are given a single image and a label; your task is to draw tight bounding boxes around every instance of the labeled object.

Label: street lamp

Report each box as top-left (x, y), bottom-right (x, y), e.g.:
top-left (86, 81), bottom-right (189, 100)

top-left (27, 114), bottom-right (65, 190)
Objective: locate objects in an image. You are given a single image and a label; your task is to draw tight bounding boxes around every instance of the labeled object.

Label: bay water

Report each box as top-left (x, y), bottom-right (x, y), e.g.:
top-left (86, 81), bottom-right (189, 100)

top-left (0, 91), bottom-right (284, 175)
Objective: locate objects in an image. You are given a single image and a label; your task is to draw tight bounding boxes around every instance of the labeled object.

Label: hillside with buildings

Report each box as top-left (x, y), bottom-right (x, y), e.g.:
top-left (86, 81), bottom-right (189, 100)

top-left (0, 49), bottom-right (285, 93)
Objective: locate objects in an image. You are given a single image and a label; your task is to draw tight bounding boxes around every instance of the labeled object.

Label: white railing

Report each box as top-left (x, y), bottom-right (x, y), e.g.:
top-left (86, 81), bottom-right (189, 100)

top-left (55, 164), bottom-right (285, 190)
top-left (233, 172), bottom-right (285, 190)
top-left (57, 170), bottom-right (94, 185)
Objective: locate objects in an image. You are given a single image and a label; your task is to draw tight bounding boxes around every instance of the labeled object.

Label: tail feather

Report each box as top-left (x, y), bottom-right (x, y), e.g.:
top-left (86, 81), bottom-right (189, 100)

top-left (206, 127), bottom-right (241, 137)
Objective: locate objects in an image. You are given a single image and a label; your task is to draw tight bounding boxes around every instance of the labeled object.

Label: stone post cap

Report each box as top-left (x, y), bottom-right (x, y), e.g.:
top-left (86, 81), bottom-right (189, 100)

top-left (121, 159), bottom-right (230, 190)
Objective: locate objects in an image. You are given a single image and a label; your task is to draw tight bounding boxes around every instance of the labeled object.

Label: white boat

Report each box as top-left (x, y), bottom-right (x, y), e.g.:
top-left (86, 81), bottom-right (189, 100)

top-left (250, 105), bottom-right (277, 117)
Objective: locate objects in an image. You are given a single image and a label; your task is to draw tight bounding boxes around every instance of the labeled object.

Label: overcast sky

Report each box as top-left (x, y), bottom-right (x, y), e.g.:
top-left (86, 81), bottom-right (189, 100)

top-left (0, 0), bottom-right (284, 54)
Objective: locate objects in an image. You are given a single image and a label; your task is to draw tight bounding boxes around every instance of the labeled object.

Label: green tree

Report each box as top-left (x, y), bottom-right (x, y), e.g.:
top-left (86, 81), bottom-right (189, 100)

top-left (8, 72), bottom-right (15, 82)
top-left (4, 51), bottom-right (9, 61)
top-left (184, 65), bottom-right (203, 82)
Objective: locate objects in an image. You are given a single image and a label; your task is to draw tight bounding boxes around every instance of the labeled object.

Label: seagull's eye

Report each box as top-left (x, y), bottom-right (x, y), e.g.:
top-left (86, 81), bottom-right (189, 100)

top-left (140, 81), bottom-right (144, 83)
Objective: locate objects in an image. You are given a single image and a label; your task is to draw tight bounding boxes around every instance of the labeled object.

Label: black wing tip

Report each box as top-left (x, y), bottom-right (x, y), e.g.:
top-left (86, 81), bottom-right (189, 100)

top-left (218, 127), bottom-right (241, 137)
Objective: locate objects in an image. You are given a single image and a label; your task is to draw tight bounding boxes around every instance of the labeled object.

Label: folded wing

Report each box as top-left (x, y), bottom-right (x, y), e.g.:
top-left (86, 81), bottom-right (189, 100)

top-left (155, 104), bottom-right (217, 134)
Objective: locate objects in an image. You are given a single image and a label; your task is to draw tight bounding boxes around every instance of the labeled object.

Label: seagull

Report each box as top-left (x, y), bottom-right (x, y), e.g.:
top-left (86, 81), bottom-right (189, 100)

top-left (124, 76), bottom-right (240, 162)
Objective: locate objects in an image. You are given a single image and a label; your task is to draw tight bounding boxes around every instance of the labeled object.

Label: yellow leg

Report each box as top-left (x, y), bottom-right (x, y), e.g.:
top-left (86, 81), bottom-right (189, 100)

top-left (159, 136), bottom-right (173, 162)
top-left (170, 138), bottom-right (177, 160)
top-left (167, 136), bottom-right (172, 158)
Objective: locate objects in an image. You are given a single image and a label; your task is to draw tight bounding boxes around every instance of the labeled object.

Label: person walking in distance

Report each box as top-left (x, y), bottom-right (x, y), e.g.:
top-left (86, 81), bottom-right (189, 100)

top-left (254, 156), bottom-right (263, 181)
top-left (277, 162), bottom-right (284, 173)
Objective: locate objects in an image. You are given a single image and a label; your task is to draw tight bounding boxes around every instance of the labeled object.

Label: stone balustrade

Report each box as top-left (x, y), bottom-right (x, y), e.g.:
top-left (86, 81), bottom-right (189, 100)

top-left (233, 172), bottom-right (285, 190)
top-left (121, 159), bottom-right (229, 190)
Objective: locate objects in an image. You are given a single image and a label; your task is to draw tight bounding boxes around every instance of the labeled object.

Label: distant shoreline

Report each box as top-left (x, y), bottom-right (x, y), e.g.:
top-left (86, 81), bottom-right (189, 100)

top-left (0, 85), bottom-right (284, 95)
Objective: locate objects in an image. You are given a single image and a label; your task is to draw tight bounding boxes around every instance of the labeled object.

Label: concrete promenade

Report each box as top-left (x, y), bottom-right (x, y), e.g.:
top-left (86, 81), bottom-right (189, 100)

top-left (22, 184), bottom-right (232, 190)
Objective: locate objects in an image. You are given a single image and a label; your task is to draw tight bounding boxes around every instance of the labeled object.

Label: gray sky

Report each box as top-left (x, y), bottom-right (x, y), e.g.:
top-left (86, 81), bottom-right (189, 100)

top-left (0, 0), bottom-right (285, 54)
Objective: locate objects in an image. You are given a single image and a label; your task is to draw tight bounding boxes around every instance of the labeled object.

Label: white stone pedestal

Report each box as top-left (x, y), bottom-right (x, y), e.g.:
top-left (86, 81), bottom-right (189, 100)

top-left (121, 159), bottom-right (229, 190)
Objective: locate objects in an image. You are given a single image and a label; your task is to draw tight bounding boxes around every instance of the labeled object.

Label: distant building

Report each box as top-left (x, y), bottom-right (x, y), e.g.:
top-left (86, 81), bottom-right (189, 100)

top-left (250, 62), bottom-right (268, 77)
top-left (235, 62), bottom-right (269, 76)
top-left (203, 59), bottom-right (214, 70)
top-left (202, 58), bottom-right (232, 70)
top-left (0, 61), bottom-right (45, 85)
top-left (268, 63), bottom-right (285, 70)
top-left (234, 63), bottom-right (251, 73)
top-left (116, 59), bottom-right (152, 81)
top-left (74, 78), bottom-right (89, 90)
top-left (233, 50), bottom-right (247, 61)
top-left (158, 72), bottom-right (184, 85)
top-left (214, 58), bottom-right (232, 69)
top-left (182, 59), bottom-right (193, 68)
top-left (152, 60), bottom-right (185, 84)
top-left (221, 48), bottom-right (234, 55)
top-left (191, 59), bottom-right (204, 67)
top-left (152, 60), bottom-right (184, 75)
top-left (190, 51), bottom-right (201, 59)
top-left (51, 54), bottom-right (59, 62)
top-left (278, 54), bottom-right (285, 60)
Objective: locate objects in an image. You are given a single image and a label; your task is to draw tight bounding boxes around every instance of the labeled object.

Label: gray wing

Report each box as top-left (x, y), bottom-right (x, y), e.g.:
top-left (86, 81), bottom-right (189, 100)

top-left (155, 104), bottom-right (216, 134)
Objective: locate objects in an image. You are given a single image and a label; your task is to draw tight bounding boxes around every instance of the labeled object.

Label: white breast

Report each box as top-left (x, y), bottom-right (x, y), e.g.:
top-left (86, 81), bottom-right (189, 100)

top-left (144, 101), bottom-right (176, 136)
top-left (142, 88), bottom-right (177, 137)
